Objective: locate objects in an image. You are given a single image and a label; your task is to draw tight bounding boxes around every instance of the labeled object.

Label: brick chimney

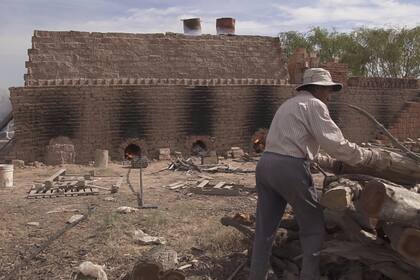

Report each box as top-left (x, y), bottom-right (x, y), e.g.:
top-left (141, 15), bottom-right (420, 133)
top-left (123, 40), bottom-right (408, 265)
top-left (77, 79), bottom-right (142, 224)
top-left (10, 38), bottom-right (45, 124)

top-left (216, 18), bottom-right (235, 35)
top-left (182, 18), bottom-right (201, 35)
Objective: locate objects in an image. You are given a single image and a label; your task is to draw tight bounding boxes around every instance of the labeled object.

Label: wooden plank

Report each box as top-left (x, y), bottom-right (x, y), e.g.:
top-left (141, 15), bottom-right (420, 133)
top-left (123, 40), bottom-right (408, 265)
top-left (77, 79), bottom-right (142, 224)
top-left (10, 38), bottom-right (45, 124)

top-left (168, 181), bottom-right (184, 187)
top-left (196, 180), bottom-right (210, 188)
top-left (45, 168), bottom-right (66, 183)
top-left (213, 182), bottom-right (226, 189)
top-left (189, 187), bottom-right (240, 196)
top-left (170, 183), bottom-right (186, 190)
top-left (27, 188), bottom-right (98, 198)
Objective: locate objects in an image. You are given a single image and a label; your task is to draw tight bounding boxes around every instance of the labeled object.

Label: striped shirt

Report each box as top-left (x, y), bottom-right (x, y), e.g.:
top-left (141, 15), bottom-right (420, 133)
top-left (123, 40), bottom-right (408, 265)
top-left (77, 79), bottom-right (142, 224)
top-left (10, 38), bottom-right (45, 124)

top-left (265, 91), bottom-right (368, 166)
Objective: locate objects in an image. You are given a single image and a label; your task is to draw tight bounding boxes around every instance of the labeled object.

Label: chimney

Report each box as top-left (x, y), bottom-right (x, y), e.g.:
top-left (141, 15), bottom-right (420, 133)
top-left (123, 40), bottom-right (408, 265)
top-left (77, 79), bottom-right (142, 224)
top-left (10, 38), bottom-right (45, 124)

top-left (182, 18), bottom-right (201, 35)
top-left (216, 18), bottom-right (235, 35)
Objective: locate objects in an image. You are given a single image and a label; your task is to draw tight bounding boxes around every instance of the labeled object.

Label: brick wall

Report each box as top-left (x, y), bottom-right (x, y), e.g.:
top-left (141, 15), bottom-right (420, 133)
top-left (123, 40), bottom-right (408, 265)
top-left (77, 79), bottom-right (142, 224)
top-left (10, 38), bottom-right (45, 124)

top-left (10, 79), bottom-right (294, 163)
top-left (388, 100), bottom-right (420, 140)
top-left (25, 31), bottom-right (288, 83)
top-left (329, 81), bottom-right (420, 143)
top-left (10, 79), bottom-right (420, 162)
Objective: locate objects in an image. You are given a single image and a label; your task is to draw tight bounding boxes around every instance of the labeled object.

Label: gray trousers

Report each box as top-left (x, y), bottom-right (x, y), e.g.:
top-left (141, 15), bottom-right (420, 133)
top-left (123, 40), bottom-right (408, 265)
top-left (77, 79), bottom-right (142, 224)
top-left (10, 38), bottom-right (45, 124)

top-left (249, 152), bottom-right (325, 280)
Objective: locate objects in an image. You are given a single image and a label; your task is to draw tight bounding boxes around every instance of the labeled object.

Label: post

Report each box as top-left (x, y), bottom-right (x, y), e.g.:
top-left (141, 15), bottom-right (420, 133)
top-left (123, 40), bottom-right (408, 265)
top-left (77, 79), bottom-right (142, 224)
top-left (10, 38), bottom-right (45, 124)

top-left (94, 149), bottom-right (109, 168)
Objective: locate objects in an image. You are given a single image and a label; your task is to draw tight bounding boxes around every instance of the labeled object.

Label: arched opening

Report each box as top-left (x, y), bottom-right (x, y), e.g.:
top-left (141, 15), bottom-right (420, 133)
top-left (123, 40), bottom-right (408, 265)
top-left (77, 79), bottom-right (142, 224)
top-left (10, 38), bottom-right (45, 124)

top-left (124, 144), bottom-right (142, 160)
top-left (191, 140), bottom-right (207, 156)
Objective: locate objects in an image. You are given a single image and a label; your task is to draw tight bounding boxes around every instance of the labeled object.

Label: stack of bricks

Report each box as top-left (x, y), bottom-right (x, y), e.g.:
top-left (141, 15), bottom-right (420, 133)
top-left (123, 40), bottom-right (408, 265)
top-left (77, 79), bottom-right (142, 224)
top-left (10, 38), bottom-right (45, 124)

top-left (287, 48), bottom-right (320, 84)
top-left (320, 61), bottom-right (348, 87)
top-left (25, 31), bottom-right (288, 83)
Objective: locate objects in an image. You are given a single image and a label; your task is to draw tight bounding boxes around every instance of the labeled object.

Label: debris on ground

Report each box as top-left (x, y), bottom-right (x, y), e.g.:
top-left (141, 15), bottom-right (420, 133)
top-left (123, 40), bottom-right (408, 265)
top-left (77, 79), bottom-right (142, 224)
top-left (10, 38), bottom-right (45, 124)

top-left (46, 207), bottom-right (79, 214)
top-left (77, 261), bottom-right (108, 280)
top-left (27, 168), bottom-right (122, 198)
top-left (134, 229), bottom-right (166, 245)
top-left (67, 214), bottom-right (85, 224)
top-left (12, 159), bottom-right (25, 168)
top-left (103, 197), bottom-right (115, 202)
top-left (123, 262), bottom-right (186, 280)
top-left (26, 222), bottom-right (40, 227)
top-left (227, 147), bottom-right (245, 159)
top-left (168, 157), bottom-right (201, 172)
top-left (164, 178), bottom-right (254, 197)
top-left (159, 148), bottom-right (171, 160)
top-left (116, 206), bottom-right (139, 214)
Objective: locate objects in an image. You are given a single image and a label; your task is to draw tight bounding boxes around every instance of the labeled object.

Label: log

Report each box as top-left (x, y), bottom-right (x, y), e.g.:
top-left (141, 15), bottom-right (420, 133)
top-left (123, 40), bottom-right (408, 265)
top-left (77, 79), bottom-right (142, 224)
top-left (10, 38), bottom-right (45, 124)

top-left (315, 150), bottom-right (420, 185)
top-left (220, 216), bottom-right (299, 244)
top-left (361, 180), bottom-right (420, 228)
top-left (321, 240), bottom-right (420, 280)
top-left (324, 210), bottom-right (380, 245)
top-left (383, 223), bottom-right (420, 268)
top-left (320, 179), bottom-right (362, 211)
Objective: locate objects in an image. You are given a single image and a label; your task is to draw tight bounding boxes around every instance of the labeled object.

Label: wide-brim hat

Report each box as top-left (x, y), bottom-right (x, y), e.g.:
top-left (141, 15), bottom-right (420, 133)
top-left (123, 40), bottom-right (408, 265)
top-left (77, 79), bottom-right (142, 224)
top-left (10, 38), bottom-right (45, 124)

top-left (295, 68), bottom-right (343, 92)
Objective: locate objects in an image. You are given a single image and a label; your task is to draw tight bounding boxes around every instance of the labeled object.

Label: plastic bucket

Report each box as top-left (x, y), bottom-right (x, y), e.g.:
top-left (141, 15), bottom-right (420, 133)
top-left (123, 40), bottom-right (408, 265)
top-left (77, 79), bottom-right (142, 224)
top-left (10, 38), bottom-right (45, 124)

top-left (0, 164), bottom-right (13, 188)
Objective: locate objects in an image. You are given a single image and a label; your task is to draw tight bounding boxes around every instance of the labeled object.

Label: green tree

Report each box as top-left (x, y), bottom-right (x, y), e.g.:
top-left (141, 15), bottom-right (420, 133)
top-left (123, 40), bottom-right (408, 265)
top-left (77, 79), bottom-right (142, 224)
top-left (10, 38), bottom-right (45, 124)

top-left (278, 26), bottom-right (420, 78)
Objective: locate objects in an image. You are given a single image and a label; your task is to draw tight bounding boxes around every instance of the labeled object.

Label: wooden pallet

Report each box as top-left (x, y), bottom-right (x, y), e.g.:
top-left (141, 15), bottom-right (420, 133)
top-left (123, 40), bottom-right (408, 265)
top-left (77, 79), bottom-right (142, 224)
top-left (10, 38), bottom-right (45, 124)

top-left (27, 187), bottom-right (99, 199)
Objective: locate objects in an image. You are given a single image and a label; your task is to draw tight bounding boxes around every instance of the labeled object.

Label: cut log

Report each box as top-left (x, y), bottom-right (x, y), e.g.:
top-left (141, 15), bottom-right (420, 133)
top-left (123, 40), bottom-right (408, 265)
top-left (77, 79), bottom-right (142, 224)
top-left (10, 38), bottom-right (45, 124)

top-left (320, 179), bottom-right (362, 211)
top-left (324, 209), bottom-right (380, 245)
top-left (315, 150), bottom-right (420, 185)
top-left (383, 223), bottom-right (420, 268)
top-left (361, 180), bottom-right (420, 228)
top-left (321, 240), bottom-right (420, 280)
top-left (220, 216), bottom-right (254, 239)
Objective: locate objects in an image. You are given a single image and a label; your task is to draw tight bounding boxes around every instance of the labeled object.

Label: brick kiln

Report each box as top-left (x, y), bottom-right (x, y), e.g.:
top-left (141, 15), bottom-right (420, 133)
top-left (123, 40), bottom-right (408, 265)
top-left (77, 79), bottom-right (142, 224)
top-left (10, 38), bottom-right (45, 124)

top-left (8, 24), bottom-right (420, 164)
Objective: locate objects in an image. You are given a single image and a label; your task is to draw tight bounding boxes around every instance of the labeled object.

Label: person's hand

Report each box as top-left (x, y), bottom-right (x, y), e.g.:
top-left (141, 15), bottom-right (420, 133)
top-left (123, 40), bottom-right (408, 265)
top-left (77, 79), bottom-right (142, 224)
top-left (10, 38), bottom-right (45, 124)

top-left (363, 148), bottom-right (390, 171)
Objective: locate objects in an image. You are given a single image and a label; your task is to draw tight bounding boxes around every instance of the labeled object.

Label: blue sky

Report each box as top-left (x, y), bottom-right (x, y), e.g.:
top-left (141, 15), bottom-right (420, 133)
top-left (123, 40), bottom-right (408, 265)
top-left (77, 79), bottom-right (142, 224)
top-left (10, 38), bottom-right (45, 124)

top-left (1, 0), bottom-right (419, 90)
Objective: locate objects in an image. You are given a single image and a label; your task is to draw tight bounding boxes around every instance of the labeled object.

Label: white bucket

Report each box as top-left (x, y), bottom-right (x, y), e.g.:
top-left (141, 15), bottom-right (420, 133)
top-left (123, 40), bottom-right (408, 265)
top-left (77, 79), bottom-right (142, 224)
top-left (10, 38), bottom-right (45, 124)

top-left (0, 164), bottom-right (14, 188)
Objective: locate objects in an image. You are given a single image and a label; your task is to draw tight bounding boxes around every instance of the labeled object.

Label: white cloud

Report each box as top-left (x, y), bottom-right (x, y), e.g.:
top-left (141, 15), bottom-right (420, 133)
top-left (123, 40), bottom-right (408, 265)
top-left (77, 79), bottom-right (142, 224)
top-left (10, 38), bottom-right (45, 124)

top-left (274, 0), bottom-right (420, 29)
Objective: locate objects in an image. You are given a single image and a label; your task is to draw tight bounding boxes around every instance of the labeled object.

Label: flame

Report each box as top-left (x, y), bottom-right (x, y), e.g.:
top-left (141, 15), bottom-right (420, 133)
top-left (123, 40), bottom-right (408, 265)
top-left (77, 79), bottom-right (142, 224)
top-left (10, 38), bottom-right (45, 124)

top-left (125, 153), bottom-right (134, 160)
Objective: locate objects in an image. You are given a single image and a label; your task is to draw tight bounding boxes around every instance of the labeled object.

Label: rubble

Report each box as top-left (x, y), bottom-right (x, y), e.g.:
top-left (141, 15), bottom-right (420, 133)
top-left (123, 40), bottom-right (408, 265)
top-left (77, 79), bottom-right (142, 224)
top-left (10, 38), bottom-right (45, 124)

top-left (116, 206), bottom-right (139, 214)
top-left (159, 148), bottom-right (171, 160)
top-left (11, 160), bottom-right (25, 168)
top-left (67, 214), bottom-right (84, 224)
top-left (77, 261), bottom-right (108, 280)
top-left (227, 147), bottom-right (245, 158)
top-left (134, 229), bottom-right (166, 245)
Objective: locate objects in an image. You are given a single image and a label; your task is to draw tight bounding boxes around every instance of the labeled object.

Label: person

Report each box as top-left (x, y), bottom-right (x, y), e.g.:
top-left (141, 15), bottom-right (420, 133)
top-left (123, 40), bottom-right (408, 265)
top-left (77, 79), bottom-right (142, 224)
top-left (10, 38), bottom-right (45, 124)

top-left (249, 68), bottom-right (380, 280)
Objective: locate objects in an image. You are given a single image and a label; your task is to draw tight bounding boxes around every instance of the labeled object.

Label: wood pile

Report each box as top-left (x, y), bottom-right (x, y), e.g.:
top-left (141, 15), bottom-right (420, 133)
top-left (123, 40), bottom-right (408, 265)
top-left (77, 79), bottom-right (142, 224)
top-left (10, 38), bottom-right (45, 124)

top-left (27, 168), bottom-right (121, 198)
top-left (222, 146), bottom-right (420, 280)
top-left (167, 157), bottom-right (255, 174)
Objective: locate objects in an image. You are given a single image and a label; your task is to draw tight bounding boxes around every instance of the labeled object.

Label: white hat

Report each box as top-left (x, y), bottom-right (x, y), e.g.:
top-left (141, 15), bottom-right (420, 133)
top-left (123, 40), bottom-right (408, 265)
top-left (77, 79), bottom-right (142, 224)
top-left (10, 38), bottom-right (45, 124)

top-left (295, 68), bottom-right (343, 92)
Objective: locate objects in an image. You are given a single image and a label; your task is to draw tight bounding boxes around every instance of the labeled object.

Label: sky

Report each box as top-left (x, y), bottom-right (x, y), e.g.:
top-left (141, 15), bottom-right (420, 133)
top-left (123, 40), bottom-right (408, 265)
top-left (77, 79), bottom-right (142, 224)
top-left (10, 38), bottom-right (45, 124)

top-left (1, 0), bottom-right (420, 90)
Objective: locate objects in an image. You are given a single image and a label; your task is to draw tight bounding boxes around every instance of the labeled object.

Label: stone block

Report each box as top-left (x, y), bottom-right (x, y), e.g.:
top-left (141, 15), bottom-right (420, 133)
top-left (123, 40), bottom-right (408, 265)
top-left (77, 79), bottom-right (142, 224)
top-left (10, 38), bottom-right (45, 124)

top-left (45, 144), bottom-right (76, 165)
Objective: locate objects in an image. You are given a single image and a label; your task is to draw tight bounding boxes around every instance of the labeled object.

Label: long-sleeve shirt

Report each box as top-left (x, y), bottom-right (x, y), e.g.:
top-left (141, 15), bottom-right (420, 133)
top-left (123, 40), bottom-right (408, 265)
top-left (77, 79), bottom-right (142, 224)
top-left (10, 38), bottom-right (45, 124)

top-left (265, 91), bottom-right (368, 166)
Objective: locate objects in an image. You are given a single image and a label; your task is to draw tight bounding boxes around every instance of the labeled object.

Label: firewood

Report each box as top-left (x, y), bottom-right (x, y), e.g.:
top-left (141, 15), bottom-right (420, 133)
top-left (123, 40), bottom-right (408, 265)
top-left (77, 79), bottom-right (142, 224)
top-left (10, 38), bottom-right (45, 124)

top-left (315, 150), bottom-right (420, 185)
top-left (324, 209), bottom-right (380, 245)
top-left (383, 223), bottom-right (420, 268)
top-left (322, 240), bottom-right (420, 280)
top-left (361, 180), bottom-right (420, 228)
top-left (320, 179), bottom-right (362, 211)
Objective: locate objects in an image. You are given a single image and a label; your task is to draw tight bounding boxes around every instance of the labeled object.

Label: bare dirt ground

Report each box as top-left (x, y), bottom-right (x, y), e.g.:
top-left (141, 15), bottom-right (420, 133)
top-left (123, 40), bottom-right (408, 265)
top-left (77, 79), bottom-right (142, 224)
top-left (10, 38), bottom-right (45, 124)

top-left (0, 159), bottom-right (269, 280)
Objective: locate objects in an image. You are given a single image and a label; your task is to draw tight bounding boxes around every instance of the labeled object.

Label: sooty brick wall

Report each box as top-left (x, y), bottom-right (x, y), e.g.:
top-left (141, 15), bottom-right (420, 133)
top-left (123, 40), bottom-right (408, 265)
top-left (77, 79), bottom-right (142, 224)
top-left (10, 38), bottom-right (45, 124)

top-left (329, 79), bottom-right (420, 143)
top-left (10, 79), bottom-right (294, 163)
top-left (25, 31), bottom-right (288, 83)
